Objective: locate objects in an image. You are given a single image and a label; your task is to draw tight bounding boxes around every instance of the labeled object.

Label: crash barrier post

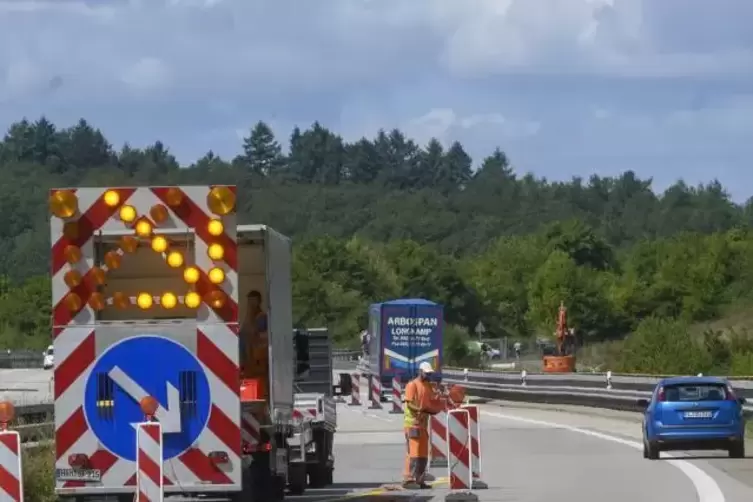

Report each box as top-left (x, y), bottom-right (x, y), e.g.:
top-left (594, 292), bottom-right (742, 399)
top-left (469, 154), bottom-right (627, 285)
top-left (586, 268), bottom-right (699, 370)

top-left (606, 370), bottom-right (613, 390)
top-left (136, 422), bottom-right (164, 502)
top-left (461, 405), bottom-right (487, 489)
top-left (349, 373), bottom-right (361, 406)
top-left (445, 409), bottom-right (478, 501)
top-left (390, 376), bottom-right (403, 414)
top-left (429, 409), bottom-right (448, 467)
top-left (0, 431), bottom-right (23, 502)
top-left (520, 370), bottom-right (527, 386)
top-left (369, 375), bottom-right (383, 409)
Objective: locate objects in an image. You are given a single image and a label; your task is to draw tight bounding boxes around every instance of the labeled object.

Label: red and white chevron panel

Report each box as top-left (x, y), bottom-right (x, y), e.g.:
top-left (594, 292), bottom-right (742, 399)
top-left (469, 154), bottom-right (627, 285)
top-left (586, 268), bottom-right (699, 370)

top-left (369, 375), bottom-right (382, 409)
top-left (241, 411), bottom-right (261, 453)
top-left (389, 376), bottom-right (403, 414)
top-left (136, 423), bottom-right (163, 502)
top-left (429, 410), bottom-right (448, 468)
top-left (348, 373), bottom-right (361, 406)
top-left (51, 186), bottom-right (240, 494)
top-left (446, 409), bottom-right (472, 491)
top-left (292, 408), bottom-right (317, 424)
top-left (0, 431), bottom-right (23, 502)
top-left (461, 404), bottom-right (486, 488)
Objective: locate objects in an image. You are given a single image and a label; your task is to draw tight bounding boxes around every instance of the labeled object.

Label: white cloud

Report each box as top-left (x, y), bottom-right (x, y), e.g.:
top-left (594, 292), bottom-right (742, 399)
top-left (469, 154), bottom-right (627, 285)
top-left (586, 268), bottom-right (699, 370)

top-left (0, 0), bottom-right (750, 198)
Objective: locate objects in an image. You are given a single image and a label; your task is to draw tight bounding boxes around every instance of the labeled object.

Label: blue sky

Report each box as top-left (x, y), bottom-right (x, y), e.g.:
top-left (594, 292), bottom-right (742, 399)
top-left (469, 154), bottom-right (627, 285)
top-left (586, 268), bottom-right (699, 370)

top-left (1, 0), bottom-right (752, 199)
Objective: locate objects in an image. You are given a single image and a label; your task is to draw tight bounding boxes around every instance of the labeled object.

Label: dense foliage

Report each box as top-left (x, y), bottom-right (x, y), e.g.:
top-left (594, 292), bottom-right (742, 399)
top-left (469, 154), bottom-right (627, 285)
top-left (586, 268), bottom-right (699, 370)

top-left (2, 117), bottom-right (753, 374)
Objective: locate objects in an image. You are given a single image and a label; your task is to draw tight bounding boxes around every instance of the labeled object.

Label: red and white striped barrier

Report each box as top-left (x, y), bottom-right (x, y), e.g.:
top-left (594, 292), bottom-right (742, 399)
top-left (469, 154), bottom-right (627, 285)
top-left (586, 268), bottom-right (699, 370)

top-left (429, 410), bottom-right (448, 467)
top-left (0, 430), bottom-right (23, 502)
top-left (389, 376), bottom-right (403, 414)
top-left (461, 405), bottom-right (487, 489)
top-left (369, 375), bottom-right (382, 409)
top-left (349, 373), bottom-right (361, 406)
top-left (136, 422), bottom-right (164, 502)
top-left (446, 409), bottom-right (473, 492)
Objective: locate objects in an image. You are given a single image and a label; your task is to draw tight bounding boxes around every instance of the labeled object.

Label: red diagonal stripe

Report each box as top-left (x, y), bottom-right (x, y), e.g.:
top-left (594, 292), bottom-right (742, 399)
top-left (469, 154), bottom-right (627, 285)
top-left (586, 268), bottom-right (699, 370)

top-left (138, 491), bottom-right (150, 502)
top-left (0, 433), bottom-right (18, 454)
top-left (138, 449), bottom-right (162, 487)
top-left (50, 187), bottom-right (137, 275)
top-left (125, 474), bottom-right (173, 486)
top-left (178, 448), bottom-right (233, 485)
top-left (208, 405), bottom-right (241, 456)
top-left (241, 417), bottom-right (260, 441)
top-left (55, 408), bottom-right (88, 460)
top-left (150, 186), bottom-right (237, 270)
top-left (52, 267), bottom-right (108, 332)
top-left (54, 332), bottom-right (95, 398)
top-left (63, 449), bottom-right (118, 488)
top-left (197, 329), bottom-right (239, 396)
top-left (0, 464), bottom-right (20, 502)
top-left (143, 423), bottom-right (160, 443)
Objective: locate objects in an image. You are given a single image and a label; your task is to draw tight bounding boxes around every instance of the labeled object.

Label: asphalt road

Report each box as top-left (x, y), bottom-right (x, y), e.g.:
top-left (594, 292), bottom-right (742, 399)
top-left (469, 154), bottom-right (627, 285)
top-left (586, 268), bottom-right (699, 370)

top-left (5, 366), bottom-right (753, 501)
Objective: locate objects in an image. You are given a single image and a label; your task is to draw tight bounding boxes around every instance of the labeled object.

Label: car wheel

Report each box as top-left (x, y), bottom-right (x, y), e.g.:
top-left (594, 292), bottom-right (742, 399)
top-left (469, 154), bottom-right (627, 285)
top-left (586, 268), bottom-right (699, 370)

top-left (729, 442), bottom-right (745, 459)
top-left (644, 440), bottom-right (659, 460)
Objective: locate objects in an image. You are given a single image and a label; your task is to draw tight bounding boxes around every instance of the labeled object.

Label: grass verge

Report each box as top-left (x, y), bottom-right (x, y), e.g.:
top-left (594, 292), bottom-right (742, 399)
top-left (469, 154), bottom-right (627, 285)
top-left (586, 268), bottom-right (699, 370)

top-left (22, 443), bottom-right (55, 502)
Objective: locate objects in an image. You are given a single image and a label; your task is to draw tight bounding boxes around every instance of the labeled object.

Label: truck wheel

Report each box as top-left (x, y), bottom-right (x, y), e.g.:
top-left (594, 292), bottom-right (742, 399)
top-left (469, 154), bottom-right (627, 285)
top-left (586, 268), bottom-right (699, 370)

top-left (308, 464), bottom-right (327, 488)
top-left (288, 463), bottom-right (307, 495)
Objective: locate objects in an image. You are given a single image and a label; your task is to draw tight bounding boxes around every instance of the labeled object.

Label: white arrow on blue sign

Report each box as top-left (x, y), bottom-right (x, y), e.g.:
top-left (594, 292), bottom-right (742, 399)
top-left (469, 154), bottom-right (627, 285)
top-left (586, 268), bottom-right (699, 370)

top-left (84, 335), bottom-right (211, 462)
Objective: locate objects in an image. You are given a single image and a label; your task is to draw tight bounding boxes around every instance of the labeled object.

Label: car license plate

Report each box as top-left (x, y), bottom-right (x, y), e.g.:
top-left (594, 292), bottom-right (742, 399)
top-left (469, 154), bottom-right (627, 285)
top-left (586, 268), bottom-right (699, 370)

top-left (684, 411), bottom-right (713, 419)
top-left (56, 468), bottom-right (102, 482)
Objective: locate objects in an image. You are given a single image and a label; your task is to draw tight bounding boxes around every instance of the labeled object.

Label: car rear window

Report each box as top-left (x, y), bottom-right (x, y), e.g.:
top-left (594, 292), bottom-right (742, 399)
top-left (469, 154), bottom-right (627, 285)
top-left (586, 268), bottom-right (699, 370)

top-left (664, 384), bottom-right (728, 402)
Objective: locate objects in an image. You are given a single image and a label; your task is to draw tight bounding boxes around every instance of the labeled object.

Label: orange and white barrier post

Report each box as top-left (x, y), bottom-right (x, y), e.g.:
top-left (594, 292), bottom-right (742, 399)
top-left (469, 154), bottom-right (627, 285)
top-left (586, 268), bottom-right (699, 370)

top-left (445, 409), bottom-right (477, 500)
top-left (461, 405), bottom-right (487, 489)
top-left (390, 376), bottom-right (403, 414)
top-left (136, 422), bottom-right (164, 502)
top-left (369, 375), bottom-right (383, 409)
top-left (349, 373), bottom-right (361, 406)
top-left (429, 410), bottom-right (448, 467)
top-left (0, 400), bottom-right (22, 502)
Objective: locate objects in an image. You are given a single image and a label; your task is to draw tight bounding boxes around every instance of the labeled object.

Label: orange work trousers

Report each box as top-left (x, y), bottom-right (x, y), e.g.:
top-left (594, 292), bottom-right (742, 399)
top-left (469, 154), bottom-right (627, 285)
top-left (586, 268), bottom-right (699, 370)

top-left (403, 426), bottom-right (429, 483)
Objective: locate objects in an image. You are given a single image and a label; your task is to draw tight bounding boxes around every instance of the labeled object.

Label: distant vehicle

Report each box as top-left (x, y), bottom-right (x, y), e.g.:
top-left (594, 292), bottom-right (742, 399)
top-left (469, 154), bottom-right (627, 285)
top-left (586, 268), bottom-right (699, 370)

top-left (42, 345), bottom-right (54, 370)
top-left (639, 376), bottom-right (747, 459)
top-left (468, 341), bottom-right (500, 360)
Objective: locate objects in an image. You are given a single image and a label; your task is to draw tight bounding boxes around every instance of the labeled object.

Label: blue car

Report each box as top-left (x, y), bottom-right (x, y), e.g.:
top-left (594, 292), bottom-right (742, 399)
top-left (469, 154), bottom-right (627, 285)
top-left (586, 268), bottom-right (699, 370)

top-left (639, 376), bottom-right (747, 459)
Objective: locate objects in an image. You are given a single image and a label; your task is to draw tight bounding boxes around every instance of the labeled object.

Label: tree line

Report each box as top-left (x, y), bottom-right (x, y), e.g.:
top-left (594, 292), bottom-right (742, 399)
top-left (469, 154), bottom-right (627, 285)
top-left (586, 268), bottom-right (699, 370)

top-left (1, 116), bottom-right (753, 375)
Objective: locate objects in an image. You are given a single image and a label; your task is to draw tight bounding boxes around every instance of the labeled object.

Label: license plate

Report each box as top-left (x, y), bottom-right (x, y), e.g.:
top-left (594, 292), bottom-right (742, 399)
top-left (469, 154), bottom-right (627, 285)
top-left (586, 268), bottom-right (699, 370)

top-left (683, 411), bottom-right (713, 419)
top-left (56, 468), bottom-right (102, 482)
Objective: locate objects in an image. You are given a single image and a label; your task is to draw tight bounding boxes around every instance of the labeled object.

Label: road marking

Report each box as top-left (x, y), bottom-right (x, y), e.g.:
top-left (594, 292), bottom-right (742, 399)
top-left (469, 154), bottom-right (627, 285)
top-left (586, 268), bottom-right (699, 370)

top-left (484, 411), bottom-right (726, 502)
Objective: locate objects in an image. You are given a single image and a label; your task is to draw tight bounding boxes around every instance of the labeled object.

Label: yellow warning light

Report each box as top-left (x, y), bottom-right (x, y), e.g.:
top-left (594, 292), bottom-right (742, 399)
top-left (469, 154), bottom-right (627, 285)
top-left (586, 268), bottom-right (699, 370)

top-left (207, 219), bottom-right (224, 237)
top-left (207, 243), bottom-right (224, 261)
top-left (120, 235), bottom-right (139, 253)
top-left (165, 187), bottom-right (184, 207)
top-left (0, 400), bottom-right (15, 424)
top-left (205, 290), bottom-right (226, 309)
top-left (50, 190), bottom-right (78, 219)
top-left (166, 251), bottom-right (184, 268)
top-left (64, 245), bottom-right (82, 264)
top-left (150, 204), bottom-right (169, 224)
top-left (103, 190), bottom-right (120, 208)
top-left (119, 205), bottom-right (137, 223)
top-left (113, 292), bottom-right (130, 309)
top-left (137, 293), bottom-right (153, 309)
top-left (184, 291), bottom-right (201, 309)
top-left (161, 292), bottom-right (177, 309)
top-left (64, 293), bottom-right (83, 312)
top-left (90, 267), bottom-right (107, 286)
top-left (135, 220), bottom-right (152, 238)
top-left (64, 270), bottom-right (82, 288)
top-left (208, 267), bottom-right (225, 284)
top-left (151, 236), bottom-right (168, 253)
top-left (207, 186), bottom-right (236, 216)
top-left (89, 292), bottom-right (106, 311)
top-left (104, 251), bottom-right (121, 270)
top-left (183, 266), bottom-right (200, 284)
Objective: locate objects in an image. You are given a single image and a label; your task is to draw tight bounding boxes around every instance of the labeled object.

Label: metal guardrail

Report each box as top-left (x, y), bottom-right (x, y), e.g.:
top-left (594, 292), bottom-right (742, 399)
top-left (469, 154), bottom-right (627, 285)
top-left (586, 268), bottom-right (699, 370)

top-left (332, 349), bottom-right (360, 361)
top-left (0, 350), bottom-right (44, 369)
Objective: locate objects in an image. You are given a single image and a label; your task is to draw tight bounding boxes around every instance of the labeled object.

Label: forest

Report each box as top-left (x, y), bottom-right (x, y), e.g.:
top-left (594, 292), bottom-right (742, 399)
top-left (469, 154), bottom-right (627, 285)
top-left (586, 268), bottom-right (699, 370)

top-left (2, 116), bottom-right (753, 375)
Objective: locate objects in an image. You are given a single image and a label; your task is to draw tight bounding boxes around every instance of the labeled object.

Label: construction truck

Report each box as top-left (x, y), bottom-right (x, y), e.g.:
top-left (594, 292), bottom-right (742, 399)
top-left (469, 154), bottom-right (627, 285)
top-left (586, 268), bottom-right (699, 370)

top-left (290, 328), bottom-right (337, 489)
top-left (48, 185), bottom-right (304, 502)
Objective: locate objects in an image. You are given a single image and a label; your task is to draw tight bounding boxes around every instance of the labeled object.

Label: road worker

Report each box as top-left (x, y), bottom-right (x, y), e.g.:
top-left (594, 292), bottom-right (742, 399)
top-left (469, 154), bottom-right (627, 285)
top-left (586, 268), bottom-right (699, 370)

top-left (239, 290), bottom-right (269, 396)
top-left (402, 361), bottom-right (438, 489)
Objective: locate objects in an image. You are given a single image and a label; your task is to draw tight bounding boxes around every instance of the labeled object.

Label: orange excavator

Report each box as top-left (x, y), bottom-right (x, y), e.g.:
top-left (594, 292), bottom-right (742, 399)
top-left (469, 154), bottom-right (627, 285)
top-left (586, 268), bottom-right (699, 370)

top-left (542, 301), bottom-right (576, 373)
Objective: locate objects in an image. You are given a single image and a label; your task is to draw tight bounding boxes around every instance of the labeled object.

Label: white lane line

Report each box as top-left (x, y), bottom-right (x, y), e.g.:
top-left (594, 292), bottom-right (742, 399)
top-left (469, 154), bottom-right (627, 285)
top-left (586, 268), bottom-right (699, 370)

top-left (485, 411), bottom-right (726, 502)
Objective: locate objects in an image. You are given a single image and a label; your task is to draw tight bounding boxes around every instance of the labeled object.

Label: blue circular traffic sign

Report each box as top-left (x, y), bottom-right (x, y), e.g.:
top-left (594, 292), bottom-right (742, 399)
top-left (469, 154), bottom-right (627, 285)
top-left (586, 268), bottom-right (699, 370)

top-left (84, 335), bottom-right (211, 462)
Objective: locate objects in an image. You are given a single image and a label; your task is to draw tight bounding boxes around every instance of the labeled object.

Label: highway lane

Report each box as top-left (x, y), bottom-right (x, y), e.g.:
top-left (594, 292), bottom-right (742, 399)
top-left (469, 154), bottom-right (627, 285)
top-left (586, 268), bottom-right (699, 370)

top-left (0, 368), bottom-right (53, 405)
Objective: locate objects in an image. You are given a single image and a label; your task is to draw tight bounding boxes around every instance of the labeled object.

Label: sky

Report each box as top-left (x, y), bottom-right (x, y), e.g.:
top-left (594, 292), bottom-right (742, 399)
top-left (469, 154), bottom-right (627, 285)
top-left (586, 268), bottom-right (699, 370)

top-left (1, 0), bottom-right (752, 199)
